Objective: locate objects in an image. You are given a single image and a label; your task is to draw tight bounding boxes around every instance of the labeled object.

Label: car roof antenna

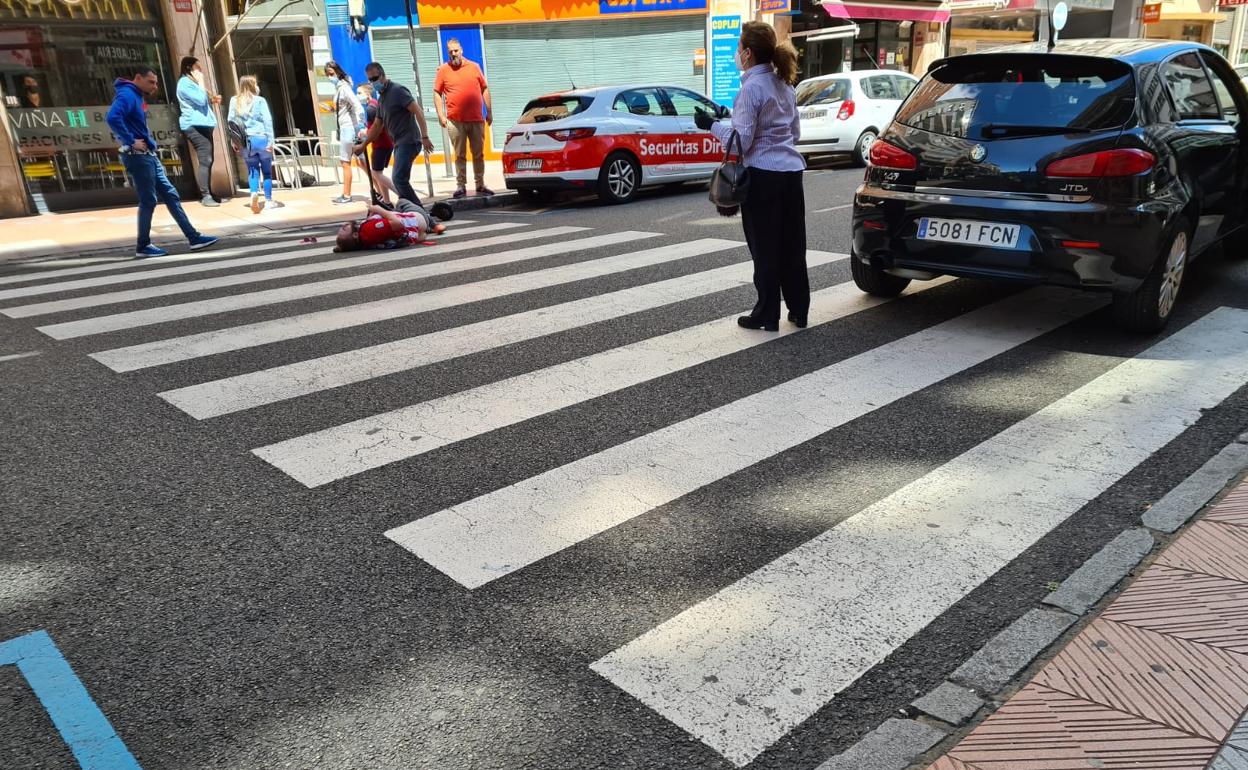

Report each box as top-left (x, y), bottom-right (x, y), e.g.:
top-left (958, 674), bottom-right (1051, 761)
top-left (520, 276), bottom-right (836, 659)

top-left (559, 51), bottom-right (578, 90)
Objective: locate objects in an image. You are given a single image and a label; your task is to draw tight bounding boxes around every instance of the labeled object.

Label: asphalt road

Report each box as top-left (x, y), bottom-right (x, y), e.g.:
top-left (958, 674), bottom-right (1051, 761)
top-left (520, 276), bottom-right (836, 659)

top-left (4, 164), bottom-right (1248, 770)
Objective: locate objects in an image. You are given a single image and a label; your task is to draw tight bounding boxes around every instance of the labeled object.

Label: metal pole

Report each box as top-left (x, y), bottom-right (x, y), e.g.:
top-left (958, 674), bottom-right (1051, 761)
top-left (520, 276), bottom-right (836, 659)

top-left (402, 0), bottom-right (437, 199)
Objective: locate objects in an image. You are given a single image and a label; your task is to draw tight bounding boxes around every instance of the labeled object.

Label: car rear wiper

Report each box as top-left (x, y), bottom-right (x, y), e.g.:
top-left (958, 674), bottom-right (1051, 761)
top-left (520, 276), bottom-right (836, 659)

top-left (981, 124), bottom-right (1094, 137)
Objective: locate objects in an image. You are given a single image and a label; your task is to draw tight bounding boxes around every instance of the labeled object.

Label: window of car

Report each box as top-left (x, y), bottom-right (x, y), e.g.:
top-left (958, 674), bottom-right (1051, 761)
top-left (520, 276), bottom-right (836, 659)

top-left (863, 75), bottom-right (899, 100)
top-left (613, 88), bottom-right (665, 117)
top-left (895, 54), bottom-right (1136, 139)
top-left (663, 88), bottom-right (718, 118)
top-left (1162, 52), bottom-right (1221, 121)
top-left (517, 96), bottom-right (593, 124)
top-left (796, 78), bottom-right (850, 106)
top-left (891, 75), bottom-right (917, 99)
top-left (1199, 50), bottom-right (1242, 127)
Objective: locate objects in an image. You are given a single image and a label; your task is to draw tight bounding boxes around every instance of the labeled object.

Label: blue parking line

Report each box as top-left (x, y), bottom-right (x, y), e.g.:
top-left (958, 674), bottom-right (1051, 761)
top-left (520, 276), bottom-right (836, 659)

top-left (0, 630), bottom-right (142, 770)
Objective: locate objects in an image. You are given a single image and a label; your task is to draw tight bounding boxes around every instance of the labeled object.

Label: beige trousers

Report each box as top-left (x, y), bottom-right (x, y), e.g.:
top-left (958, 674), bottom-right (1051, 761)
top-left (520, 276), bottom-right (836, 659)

top-left (447, 119), bottom-right (486, 189)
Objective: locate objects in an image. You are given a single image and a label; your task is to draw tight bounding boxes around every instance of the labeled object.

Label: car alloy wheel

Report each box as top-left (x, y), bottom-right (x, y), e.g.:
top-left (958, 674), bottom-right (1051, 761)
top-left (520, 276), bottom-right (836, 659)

top-left (608, 157), bottom-right (636, 199)
top-left (854, 131), bottom-right (877, 168)
top-left (1158, 230), bottom-right (1186, 320)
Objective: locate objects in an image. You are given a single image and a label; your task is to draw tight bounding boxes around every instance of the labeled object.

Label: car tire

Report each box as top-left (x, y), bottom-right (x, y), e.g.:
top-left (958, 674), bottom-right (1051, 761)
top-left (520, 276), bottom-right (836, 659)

top-left (851, 254), bottom-right (910, 297)
top-left (1112, 224), bottom-right (1188, 334)
top-left (852, 130), bottom-right (877, 168)
top-left (598, 152), bottom-right (641, 205)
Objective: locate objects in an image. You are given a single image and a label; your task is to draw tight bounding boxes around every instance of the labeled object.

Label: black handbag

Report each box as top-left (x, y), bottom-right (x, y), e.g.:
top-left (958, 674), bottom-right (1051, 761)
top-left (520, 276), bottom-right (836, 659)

top-left (708, 130), bottom-right (750, 208)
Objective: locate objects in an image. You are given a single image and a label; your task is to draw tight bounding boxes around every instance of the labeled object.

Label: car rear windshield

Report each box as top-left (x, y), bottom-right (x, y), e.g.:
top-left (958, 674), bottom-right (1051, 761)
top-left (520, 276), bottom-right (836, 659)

top-left (517, 96), bottom-right (594, 124)
top-left (797, 79), bottom-right (850, 106)
top-left (895, 55), bottom-right (1136, 140)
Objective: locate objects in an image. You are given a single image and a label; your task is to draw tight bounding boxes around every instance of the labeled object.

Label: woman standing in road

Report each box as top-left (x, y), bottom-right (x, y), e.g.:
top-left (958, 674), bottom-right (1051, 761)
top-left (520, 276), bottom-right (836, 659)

top-left (229, 76), bottom-right (281, 214)
top-left (177, 56), bottom-right (222, 207)
top-left (324, 61), bottom-right (366, 205)
top-left (696, 21), bottom-right (809, 331)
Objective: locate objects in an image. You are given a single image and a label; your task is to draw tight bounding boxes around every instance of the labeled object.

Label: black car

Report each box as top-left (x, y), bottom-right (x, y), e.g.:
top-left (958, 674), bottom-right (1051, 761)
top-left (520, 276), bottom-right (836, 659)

top-left (851, 39), bottom-right (1247, 332)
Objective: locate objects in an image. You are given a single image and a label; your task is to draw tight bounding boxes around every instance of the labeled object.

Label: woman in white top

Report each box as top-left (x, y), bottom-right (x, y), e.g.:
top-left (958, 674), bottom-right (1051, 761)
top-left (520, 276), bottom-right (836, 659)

top-left (324, 61), bottom-right (366, 205)
top-left (229, 76), bottom-right (280, 214)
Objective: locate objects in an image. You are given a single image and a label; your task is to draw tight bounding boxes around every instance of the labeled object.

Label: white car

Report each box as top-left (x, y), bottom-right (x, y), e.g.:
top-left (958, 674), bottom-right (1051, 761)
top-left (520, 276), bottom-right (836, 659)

top-left (795, 70), bottom-right (919, 166)
top-left (503, 84), bottom-right (730, 204)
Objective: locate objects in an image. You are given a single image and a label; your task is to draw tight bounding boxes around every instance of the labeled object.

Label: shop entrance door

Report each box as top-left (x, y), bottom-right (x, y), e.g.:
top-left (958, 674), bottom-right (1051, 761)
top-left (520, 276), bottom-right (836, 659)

top-left (234, 33), bottom-right (317, 138)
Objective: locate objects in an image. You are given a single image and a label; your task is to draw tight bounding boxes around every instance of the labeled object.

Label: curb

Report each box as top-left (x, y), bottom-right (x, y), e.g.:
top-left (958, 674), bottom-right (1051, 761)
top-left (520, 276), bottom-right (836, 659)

top-left (0, 189), bottom-right (519, 267)
top-left (814, 435), bottom-right (1248, 770)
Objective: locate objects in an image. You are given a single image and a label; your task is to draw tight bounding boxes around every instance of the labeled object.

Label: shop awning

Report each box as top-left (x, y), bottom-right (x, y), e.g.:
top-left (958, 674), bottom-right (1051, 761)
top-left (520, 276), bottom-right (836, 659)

top-left (227, 0), bottom-right (321, 31)
top-left (820, 1), bottom-right (952, 22)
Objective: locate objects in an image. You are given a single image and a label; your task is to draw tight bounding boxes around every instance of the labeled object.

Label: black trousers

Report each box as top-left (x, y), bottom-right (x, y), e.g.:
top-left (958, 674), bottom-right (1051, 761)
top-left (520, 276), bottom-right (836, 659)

top-left (183, 126), bottom-right (215, 198)
top-left (740, 168), bottom-right (809, 324)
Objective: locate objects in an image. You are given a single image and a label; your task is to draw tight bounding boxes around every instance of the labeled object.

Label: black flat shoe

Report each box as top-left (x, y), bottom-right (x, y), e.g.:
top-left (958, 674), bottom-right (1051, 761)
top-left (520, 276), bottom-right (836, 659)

top-left (788, 312), bottom-right (808, 328)
top-left (737, 315), bottom-right (779, 331)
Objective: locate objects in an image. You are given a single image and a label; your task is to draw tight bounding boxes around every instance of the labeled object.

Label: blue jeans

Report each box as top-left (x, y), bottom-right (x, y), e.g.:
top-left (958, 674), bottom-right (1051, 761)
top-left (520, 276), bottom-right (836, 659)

top-left (121, 152), bottom-right (199, 249)
top-left (246, 148), bottom-right (273, 200)
top-left (391, 142), bottom-right (423, 206)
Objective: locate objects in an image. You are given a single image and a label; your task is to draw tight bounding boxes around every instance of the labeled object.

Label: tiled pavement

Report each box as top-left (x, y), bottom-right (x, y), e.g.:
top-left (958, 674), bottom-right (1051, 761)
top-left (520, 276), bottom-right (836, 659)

top-left (925, 483), bottom-right (1248, 770)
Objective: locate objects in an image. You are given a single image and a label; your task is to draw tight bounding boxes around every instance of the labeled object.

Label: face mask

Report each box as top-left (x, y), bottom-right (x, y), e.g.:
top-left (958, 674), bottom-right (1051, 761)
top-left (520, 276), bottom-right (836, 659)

top-left (735, 50), bottom-right (746, 71)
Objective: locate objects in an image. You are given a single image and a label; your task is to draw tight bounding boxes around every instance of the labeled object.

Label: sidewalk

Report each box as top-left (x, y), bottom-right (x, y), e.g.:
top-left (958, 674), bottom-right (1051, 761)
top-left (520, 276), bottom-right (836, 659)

top-left (0, 161), bottom-right (512, 264)
top-left (924, 476), bottom-right (1248, 770)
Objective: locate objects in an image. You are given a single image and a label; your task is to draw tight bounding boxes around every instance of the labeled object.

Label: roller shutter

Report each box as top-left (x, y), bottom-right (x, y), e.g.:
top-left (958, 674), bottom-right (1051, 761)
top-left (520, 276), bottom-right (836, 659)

top-left (484, 15), bottom-right (705, 150)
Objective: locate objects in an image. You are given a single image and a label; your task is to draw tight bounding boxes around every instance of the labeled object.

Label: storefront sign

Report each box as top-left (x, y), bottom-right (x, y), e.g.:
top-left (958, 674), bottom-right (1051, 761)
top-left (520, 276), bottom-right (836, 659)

top-left (1142, 2), bottom-right (1161, 22)
top-left (1219, 0), bottom-right (1248, 7)
top-left (173, 0), bottom-right (194, 11)
top-left (601, 0), bottom-right (707, 13)
top-left (710, 14), bottom-right (742, 104)
top-left (7, 105), bottom-right (180, 154)
top-left (86, 42), bottom-right (148, 66)
top-left (758, 0), bottom-right (790, 11)
top-left (400, 0), bottom-right (707, 25)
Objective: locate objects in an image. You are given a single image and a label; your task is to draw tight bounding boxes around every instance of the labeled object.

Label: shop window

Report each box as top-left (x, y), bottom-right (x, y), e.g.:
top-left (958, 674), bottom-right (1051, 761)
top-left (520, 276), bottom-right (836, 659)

top-left (0, 13), bottom-right (187, 211)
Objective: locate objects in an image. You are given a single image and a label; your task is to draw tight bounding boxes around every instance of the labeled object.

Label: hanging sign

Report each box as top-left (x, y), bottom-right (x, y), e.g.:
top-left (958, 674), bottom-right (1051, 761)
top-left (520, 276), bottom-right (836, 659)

top-left (1142, 2), bottom-right (1162, 22)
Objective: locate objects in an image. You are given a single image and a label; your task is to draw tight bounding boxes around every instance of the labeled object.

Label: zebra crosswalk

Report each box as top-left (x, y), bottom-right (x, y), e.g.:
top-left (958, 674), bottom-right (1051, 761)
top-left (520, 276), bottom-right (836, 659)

top-left (4, 221), bottom-right (1247, 769)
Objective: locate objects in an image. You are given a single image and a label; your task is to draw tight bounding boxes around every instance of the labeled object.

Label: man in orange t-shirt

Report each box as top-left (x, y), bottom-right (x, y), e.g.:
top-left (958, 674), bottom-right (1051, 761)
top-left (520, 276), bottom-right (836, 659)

top-left (433, 38), bottom-right (493, 198)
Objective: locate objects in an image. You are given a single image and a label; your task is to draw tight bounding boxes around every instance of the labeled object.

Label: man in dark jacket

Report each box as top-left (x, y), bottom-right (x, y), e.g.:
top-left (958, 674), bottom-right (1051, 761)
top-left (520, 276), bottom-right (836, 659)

top-left (107, 66), bottom-right (219, 258)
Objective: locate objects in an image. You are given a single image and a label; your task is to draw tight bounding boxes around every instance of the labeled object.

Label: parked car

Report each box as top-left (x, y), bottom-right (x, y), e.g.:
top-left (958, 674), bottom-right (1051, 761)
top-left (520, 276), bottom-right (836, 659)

top-left (796, 70), bottom-right (919, 166)
top-left (851, 39), bottom-right (1248, 332)
top-left (502, 85), bottom-right (729, 205)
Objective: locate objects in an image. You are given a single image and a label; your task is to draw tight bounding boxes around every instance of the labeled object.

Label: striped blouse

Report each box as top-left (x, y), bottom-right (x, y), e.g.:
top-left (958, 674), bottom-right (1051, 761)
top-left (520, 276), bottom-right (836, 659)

top-left (710, 64), bottom-right (806, 173)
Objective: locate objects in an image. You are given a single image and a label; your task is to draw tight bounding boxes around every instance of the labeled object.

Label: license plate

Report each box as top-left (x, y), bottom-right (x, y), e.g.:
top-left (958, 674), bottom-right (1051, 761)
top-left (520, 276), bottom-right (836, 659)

top-left (917, 217), bottom-right (1023, 250)
top-left (515, 159), bottom-right (542, 171)
top-left (800, 110), bottom-right (826, 120)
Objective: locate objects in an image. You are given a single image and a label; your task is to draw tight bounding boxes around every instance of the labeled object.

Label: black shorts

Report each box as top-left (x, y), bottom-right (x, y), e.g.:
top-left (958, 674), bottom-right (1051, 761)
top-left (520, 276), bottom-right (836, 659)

top-left (370, 146), bottom-right (393, 172)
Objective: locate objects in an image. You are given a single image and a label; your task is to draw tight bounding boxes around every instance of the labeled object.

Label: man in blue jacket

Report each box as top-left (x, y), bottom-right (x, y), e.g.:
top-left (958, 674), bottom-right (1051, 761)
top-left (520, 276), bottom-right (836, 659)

top-left (107, 66), bottom-right (219, 258)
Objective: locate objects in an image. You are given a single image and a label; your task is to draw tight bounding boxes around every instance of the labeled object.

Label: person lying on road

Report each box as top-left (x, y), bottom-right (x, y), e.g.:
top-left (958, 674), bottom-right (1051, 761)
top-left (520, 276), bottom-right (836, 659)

top-left (334, 199), bottom-right (448, 252)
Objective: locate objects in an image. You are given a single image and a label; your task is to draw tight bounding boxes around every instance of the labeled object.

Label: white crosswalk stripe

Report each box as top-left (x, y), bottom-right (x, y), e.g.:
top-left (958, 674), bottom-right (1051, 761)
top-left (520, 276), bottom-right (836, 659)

top-left (592, 305), bottom-right (1248, 767)
top-left (0, 219), bottom-right (487, 300)
top-left (6, 220), bottom-right (1242, 769)
top-left (160, 240), bottom-right (759, 418)
top-left (18, 225), bottom-right (566, 327)
top-left (380, 287), bottom-right (1102, 589)
top-left (90, 233), bottom-right (690, 371)
top-left (255, 262), bottom-right (918, 487)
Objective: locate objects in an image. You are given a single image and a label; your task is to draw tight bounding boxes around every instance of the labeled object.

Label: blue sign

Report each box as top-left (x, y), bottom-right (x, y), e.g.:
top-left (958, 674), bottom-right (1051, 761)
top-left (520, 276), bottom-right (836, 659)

top-left (600, 0), bottom-right (708, 14)
top-left (711, 15), bottom-right (742, 105)
top-left (0, 630), bottom-right (143, 770)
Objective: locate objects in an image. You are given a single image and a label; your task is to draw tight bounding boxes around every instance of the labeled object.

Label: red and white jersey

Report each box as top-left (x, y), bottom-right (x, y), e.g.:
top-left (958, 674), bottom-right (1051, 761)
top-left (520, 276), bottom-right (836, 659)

top-left (502, 85), bottom-right (727, 192)
top-left (358, 212), bottom-right (425, 249)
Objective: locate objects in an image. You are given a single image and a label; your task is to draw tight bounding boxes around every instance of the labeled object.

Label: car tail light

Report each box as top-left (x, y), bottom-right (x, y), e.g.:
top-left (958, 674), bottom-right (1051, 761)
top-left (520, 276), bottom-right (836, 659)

top-left (837, 100), bottom-right (855, 121)
top-left (544, 127), bottom-right (597, 142)
top-left (1044, 149), bottom-right (1155, 178)
top-left (868, 139), bottom-right (917, 171)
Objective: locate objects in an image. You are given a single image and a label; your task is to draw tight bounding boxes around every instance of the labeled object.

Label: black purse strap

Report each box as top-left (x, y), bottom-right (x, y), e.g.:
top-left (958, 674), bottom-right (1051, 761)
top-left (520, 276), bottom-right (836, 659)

top-left (722, 130), bottom-right (743, 162)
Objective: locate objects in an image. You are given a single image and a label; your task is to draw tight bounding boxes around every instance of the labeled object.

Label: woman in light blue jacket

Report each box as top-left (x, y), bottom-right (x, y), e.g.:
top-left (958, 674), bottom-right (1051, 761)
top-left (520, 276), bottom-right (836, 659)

top-left (229, 76), bottom-right (281, 214)
top-left (176, 56), bottom-right (220, 207)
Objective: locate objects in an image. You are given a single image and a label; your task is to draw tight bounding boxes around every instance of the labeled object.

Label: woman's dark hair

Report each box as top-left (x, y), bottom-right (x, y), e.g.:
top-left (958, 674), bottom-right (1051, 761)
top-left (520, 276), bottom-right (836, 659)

top-left (326, 60), bottom-right (348, 81)
top-left (179, 56), bottom-right (198, 78)
top-left (739, 21), bottom-right (799, 86)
